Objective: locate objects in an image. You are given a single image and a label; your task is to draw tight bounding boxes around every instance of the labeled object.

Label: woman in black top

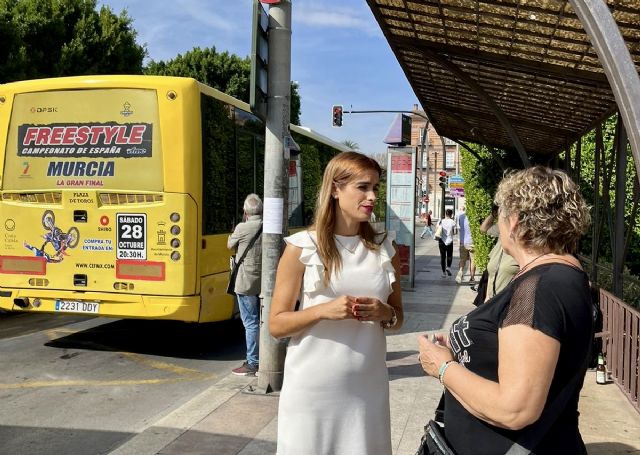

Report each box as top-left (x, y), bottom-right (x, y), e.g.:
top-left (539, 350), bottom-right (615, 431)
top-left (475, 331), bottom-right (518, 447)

top-left (418, 166), bottom-right (592, 454)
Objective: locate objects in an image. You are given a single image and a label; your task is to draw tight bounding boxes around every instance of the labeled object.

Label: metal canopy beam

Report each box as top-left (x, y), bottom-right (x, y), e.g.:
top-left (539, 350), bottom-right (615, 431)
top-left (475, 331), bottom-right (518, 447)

top-left (426, 102), bottom-right (576, 138)
top-left (392, 37), bottom-right (611, 88)
top-left (416, 46), bottom-right (531, 167)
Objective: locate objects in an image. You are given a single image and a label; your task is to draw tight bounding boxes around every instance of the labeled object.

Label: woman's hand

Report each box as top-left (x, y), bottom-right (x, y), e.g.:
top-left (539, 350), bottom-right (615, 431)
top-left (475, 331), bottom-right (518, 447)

top-left (352, 297), bottom-right (392, 321)
top-left (417, 334), bottom-right (455, 378)
top-left (321, 295), bottom-right (357, 320)
top-left (431, 332), bottom-right (452, 350)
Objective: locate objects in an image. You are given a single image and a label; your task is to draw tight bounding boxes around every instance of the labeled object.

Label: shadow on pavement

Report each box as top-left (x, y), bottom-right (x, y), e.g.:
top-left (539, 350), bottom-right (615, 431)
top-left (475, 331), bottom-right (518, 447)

top-left (387, 349), bottom-right (423, 380)
top-left (0, 424), bottom-right (133, 455)
top-left (158, 431), bottom-right (277, 455)
top-left (44, 318), bottom-right (247, 361)
top-left (0, 312), bottom-right (92, 340)
top-left (585, 442), bottom-right (640, 454)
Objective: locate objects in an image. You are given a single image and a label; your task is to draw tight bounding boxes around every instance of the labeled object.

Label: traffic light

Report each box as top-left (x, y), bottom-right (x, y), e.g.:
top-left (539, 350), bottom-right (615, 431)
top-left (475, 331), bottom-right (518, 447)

top-left (332, 105), bottom-right (343, 127)
top-left (438, 171), bottom-right (447, 189)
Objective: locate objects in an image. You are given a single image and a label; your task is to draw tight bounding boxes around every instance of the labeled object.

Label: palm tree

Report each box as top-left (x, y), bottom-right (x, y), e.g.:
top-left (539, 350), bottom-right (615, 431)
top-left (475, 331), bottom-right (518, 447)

top-left (341, 139), bottom-right (359, 151)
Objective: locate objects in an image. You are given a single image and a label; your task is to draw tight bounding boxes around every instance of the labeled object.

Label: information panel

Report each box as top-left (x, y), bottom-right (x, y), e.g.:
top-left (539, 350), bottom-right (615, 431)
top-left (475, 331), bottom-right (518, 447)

top-left (386, 147), bottom-right (417, 288)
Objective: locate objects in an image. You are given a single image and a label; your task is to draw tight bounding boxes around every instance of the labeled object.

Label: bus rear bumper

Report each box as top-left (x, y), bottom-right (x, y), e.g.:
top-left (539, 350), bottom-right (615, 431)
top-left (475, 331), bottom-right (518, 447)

top-left (0, 289), bottom-right (201, 322)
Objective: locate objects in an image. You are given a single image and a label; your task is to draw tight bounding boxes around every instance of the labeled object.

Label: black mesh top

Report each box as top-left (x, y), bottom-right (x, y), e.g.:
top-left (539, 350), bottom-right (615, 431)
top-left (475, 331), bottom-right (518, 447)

top-left (444, 263), bottom-right (593, 455)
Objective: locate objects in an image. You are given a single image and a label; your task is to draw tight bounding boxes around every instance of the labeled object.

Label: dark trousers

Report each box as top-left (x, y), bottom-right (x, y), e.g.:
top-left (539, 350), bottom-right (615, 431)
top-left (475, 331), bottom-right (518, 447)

top-left (438, 240), bottom-right (453, 272)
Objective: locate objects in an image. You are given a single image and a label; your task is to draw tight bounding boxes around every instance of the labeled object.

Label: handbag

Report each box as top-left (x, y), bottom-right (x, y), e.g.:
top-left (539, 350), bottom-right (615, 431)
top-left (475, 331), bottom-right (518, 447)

top-left (472, 270), bottom-right (489, 306)
top-left (416, 420), bottom-right (455, 455)
top-left (416, 393), bottom-right (454, 455)
top-left (433, 222), bottom-right (443, 241)
top-left (226, 225), bottom-right (262, 295)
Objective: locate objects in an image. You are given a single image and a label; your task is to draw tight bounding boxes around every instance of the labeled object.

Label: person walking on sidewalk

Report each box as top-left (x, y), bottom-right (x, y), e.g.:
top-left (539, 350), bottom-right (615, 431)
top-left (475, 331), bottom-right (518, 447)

top-left (418, 166), bottom-right (593, 455)
top-left (270, 151), bottom-right (403, 455)
top-left (437, 209), bottom-right (456, 277)
top-left (420, 210), bottom-right (433, 239)
top-left (456, 206), bottom-right (476, 284)
top-left (227, 194), bottom-right (263, 377)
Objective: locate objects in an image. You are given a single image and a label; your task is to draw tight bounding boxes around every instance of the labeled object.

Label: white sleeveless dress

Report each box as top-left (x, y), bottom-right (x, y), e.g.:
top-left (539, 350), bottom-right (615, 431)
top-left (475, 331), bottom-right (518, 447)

top-left (276, 230), bottom-right (397, 455)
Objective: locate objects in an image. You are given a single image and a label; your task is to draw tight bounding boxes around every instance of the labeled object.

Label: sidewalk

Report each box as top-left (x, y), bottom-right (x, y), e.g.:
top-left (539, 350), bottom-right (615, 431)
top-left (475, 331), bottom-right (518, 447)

top-left (110, 236), bottom-right (640, 455)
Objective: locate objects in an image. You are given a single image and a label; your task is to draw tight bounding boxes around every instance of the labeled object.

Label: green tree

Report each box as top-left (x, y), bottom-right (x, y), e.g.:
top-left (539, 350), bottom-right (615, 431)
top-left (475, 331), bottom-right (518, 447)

top-left (0, 0), bottom-right (145, 83)
top-left (459, 145), bottom-right (496, 271)
top-left (145, 46), bottom-right (302, 124)
top-left (145, 47), bottom-right (251, 100)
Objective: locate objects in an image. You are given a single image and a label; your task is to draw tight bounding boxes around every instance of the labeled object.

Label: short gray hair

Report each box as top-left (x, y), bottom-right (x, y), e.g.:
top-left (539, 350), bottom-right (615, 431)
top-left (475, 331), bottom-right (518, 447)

top-left (243, 193), bottom-right (263, 216)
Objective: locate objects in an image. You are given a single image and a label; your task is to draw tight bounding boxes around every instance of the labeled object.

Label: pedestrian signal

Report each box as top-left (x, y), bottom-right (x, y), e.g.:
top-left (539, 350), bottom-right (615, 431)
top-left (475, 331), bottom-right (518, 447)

top-left (332, 105), bottom-right (343, 127)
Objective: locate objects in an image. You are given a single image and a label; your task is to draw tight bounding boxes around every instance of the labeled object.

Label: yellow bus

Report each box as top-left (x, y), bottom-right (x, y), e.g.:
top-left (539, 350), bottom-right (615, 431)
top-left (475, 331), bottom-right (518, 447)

top-left (0, 75), bottom-right (349, 322)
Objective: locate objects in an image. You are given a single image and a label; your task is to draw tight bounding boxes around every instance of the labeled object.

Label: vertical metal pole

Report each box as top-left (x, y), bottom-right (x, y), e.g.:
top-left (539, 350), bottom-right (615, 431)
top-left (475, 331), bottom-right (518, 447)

top-left (613, 117), bottom-right (627, 297)
top-left (258, 0), bottom-right (290, 393)
top-left (439, 136), bottom-right (447, 218)
top-left (433, 149), bottom-right (438, 218)
top-left (592, 125), bottom-right (602, 284)
top-left (420, 124), bottom-right (429, 214)
top-left (575, 137), bottom-right (582, 185)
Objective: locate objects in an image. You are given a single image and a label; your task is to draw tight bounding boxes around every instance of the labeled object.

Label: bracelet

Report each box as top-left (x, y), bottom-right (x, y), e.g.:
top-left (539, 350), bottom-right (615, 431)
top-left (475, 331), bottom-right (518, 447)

top-left (381, 305), bottom-right (398, 329)
top-left (438, 360), bottom-right (456, 385)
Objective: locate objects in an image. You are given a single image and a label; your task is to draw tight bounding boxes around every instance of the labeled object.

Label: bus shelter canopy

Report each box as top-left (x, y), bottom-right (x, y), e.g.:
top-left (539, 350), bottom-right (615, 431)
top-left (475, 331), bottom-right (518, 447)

top-left (366, 0), bottom-right (640, 160)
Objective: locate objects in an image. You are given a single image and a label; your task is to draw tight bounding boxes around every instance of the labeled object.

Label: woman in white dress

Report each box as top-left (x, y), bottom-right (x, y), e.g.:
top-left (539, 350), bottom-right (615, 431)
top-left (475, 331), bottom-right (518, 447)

top-left (270, 151), bottom-right (404, 455)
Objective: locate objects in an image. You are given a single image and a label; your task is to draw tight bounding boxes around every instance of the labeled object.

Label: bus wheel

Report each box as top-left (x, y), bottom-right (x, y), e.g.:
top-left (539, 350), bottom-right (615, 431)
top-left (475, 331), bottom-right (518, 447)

top-left (67, 227), bottom-right (80, 248)
top-left (42, 210), bottom-right (55, 229)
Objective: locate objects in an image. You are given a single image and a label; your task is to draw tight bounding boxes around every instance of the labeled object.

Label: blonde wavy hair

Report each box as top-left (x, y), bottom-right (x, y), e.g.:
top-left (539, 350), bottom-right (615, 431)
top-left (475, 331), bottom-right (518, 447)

top-left (312, 151), bottom-right (384, 284)
top-left (494, 166), bottom-right (590, 254)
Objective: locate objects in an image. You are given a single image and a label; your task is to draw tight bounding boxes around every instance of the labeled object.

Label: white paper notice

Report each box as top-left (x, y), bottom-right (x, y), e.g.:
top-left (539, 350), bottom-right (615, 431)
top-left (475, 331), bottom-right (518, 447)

top-left (263, 197), bottom-right (284, 234)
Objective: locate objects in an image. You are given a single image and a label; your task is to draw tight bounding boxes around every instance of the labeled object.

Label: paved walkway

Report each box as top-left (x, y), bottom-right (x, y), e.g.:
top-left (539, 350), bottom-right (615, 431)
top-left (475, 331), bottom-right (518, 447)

top-left (110, 235), bottom-right (640, 455)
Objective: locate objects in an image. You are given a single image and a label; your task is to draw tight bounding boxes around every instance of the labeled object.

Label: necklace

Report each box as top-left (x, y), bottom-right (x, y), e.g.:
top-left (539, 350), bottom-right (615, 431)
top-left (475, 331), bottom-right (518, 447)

top-left (335, 235), bottom-right (359, 254)
top-left (513, 252), bottom-right (549, 280)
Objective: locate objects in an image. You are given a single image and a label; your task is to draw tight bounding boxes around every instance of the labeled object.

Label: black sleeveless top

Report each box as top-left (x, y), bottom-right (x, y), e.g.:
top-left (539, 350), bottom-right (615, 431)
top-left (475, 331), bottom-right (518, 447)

top-left (445, 263), bottom-right (592, 455)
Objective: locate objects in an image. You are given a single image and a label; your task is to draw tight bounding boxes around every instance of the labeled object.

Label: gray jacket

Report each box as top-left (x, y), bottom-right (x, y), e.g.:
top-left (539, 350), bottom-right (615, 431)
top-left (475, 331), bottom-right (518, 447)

top-left (227, 215), bottom-right (262, 296)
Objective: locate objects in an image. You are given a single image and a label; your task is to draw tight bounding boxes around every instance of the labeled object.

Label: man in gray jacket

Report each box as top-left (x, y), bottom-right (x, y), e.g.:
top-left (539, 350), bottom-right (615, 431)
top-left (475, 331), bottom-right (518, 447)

top-left (227, 194), bottom-right (263, 376)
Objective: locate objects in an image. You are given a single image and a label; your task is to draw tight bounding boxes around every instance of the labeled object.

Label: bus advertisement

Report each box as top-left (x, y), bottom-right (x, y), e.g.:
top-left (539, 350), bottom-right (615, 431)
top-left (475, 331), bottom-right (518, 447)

top-left (0, 75), bottom-right (349, 322)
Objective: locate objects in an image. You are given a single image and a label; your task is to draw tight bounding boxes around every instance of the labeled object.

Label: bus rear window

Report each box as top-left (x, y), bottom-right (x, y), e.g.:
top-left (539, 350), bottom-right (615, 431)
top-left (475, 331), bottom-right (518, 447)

top-left (3, 89), bottom-right (163, 191)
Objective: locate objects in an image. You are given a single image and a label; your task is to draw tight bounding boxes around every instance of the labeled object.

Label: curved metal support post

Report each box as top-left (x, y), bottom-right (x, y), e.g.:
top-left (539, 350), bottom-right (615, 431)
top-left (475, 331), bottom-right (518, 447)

top-left (419, 47), bottom-right (531, 168)
top-left (570, 0), bottom-right (640, 186)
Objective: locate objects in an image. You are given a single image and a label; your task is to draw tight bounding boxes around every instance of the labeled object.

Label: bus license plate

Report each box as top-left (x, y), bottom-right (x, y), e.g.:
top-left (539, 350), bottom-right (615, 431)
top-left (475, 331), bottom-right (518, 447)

top-left (55, 300), bottom-right (100, 314)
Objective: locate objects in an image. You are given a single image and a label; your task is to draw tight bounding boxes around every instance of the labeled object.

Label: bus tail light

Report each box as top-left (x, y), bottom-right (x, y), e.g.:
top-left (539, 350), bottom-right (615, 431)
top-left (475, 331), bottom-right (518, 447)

top-left (116, 260), bottom-right (165, 281)
top-left (0, 256), bottom-right (46, 275)
top-left (28, 278), bottom-right (49, 287)
top-left (114, 282), bottom-right (135, 291)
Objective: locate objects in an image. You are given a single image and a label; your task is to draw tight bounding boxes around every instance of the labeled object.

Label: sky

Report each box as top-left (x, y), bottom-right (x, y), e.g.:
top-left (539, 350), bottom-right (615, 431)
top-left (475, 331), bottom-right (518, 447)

top-left (97, 0), bottom-right (419, 156)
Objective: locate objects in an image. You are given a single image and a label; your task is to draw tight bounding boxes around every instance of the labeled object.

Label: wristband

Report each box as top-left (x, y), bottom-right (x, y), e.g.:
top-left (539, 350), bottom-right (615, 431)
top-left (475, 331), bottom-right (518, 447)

top-left (438, 360), bottom-right (456, 385)
top-left (381, 305), bottom-right (398, 329)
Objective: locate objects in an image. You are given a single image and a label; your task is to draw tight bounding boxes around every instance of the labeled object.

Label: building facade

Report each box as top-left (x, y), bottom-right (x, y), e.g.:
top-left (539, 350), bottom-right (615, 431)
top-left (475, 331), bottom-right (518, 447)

top-left (409, 104), bottom-right (463, 217)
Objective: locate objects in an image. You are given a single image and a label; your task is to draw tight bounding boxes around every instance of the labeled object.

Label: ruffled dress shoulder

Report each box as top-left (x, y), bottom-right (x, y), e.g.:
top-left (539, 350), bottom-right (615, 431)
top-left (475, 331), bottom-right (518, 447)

top-left (284, 229), bottom-right (396, 298)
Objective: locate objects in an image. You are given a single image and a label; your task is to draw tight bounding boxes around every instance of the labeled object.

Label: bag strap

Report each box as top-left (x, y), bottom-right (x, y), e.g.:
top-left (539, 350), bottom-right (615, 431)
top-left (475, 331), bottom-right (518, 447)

top-left (232, 224), bottom-right (263, 272)
top-left (492, 249), bottom-right (504, 296)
